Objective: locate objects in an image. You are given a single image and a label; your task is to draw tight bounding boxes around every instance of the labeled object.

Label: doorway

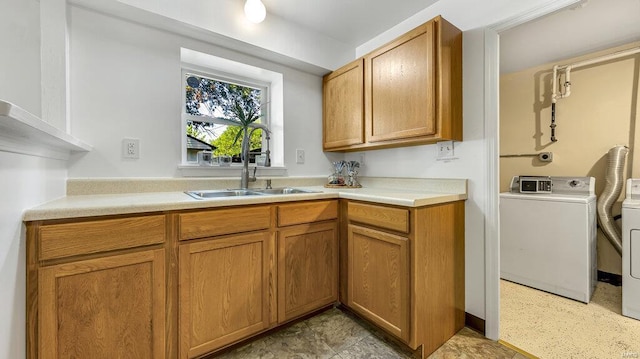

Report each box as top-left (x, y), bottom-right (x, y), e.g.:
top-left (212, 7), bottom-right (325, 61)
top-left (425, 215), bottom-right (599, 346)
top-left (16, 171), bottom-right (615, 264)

top-left (495, 0), bottom-right (640, 357)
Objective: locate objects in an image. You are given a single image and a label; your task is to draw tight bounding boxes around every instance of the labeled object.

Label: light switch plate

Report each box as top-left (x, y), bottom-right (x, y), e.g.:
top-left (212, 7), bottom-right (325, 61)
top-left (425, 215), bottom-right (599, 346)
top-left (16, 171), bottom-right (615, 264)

top-left (296, 149), bottom-right (305, 164)
top-left (437, 140), bottom-right (454, 158)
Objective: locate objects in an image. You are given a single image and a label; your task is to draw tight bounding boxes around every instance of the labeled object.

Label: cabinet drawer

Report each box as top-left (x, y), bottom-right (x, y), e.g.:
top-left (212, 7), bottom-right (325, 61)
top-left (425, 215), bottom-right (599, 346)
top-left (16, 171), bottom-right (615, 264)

top-left (277, 200), bottom-right (338, 227)
top-left (179, 205), bottom-right (271, 240)
top-left (38, 215), bottom-right (166, 261)
top-left (347, 202), bottom-right (409, 233)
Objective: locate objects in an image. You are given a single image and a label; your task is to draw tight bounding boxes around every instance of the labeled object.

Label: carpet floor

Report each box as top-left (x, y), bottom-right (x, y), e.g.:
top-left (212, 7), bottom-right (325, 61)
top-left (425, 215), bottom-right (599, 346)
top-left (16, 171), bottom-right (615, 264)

top-left (500, 279), bottom-right (640, 359)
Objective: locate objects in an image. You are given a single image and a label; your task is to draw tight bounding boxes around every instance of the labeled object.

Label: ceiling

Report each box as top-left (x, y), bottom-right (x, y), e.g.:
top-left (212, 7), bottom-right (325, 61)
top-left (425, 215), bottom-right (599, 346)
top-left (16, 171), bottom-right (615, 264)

top-left (261, 0), bottom-right (439, 46)
top-left (262, 0), bottom-right (640, 73)
top-left (104, 0), bottom-right (638, 72)
top-left (500, 0), bottom-right (640, 74)
top-left (260, 0), bottom-right (639, 72)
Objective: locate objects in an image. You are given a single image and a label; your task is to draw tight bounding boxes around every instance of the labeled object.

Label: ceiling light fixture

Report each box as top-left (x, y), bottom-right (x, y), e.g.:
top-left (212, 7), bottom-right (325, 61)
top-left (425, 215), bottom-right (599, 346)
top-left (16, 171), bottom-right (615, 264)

top-left (244, 0), bottom-right (266, 23)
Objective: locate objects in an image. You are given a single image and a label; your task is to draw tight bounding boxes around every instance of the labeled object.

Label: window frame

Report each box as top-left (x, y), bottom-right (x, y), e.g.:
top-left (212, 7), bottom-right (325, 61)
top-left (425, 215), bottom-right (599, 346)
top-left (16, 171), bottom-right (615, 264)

top-left (178, 48), bottom-right (285, 177)
top-left (181, 66), bottom-right (270, 165)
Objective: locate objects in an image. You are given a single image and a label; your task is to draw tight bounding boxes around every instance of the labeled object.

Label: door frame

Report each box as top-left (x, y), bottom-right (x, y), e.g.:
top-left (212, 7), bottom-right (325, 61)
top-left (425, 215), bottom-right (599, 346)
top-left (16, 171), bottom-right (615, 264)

top-left (482, 0), bottom-right (581, 340)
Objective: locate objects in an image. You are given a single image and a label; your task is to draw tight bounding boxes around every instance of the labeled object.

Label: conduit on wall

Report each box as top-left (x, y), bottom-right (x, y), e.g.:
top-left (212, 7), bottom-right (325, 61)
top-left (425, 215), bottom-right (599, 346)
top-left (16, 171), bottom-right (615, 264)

top-left (550, 46), bottom-right (640, 142)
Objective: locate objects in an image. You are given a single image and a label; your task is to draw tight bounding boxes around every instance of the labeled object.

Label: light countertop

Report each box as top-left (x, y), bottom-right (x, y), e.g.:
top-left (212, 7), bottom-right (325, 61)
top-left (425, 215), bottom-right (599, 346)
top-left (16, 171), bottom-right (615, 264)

top-left (24, 178), bottom-right (468, 221)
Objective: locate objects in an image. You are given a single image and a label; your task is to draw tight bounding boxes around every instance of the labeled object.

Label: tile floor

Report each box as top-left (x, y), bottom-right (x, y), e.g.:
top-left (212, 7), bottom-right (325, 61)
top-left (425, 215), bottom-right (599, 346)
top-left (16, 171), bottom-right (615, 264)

top-left (214, 307), bottom-right (527, 359)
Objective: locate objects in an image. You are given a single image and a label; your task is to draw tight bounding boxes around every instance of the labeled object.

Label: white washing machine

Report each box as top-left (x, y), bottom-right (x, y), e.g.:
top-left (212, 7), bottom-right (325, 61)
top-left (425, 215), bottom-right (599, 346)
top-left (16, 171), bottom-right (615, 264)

top-left (500, 176), bottom-right (597, 303)
top-left (622, 179), bottom-right (640, 320)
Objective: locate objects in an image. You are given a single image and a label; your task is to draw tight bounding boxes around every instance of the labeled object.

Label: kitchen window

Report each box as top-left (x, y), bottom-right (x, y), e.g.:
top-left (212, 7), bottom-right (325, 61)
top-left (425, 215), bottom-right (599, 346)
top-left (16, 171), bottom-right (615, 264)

top-left (180, 48), bottom-right (284, 173)
top-left (183, 70), bottom-right (268, 164)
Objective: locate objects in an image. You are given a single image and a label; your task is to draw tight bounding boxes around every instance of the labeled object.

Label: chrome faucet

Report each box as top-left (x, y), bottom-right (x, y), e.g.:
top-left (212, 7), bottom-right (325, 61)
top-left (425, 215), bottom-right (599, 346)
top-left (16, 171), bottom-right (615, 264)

top-left (240, 124), bottom-right (271, 189)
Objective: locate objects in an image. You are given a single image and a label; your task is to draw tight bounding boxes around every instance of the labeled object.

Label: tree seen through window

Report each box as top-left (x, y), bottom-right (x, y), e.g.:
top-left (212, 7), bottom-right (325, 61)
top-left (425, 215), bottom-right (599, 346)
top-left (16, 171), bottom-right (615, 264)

top-left (185, 73), bottom-right (263, 160)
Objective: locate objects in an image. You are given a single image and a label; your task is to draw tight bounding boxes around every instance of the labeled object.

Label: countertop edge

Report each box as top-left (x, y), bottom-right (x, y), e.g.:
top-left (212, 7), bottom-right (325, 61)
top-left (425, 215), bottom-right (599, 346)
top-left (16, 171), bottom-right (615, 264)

top-left (23, 189), bottom-right (468, 222)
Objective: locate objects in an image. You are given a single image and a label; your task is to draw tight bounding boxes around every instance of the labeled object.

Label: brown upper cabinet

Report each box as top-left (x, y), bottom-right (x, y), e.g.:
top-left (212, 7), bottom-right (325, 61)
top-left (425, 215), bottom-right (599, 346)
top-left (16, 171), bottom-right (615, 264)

top-left (323, 16), bottom-right (462, 152)
top-left (323, 59), bottom-right (365, 150)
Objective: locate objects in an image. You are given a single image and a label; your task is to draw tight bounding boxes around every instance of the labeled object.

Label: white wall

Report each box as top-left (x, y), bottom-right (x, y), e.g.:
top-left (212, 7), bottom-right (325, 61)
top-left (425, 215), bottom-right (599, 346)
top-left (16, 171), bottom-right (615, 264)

top-left (67, 6), bottom-right (331, 178)
top-left (0, 153), bottom-right (67, 359)
top-left (0, 0), bottom-right (41, 117)
top-left (0, 3), bottom-right (67, 359)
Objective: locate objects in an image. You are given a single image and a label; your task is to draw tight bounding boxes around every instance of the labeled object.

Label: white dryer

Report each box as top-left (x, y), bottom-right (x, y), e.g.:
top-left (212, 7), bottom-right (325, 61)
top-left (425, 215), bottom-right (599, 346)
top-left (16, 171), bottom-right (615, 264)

top-left (622, 179), bottom-right (640, 320)
top-left (500, 176), bottom-right (597, 303)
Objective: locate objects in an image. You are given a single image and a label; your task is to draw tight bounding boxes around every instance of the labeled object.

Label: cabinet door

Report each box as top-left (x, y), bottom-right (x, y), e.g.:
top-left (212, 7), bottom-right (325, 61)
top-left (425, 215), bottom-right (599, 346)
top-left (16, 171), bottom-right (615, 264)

top-left (179, 232), bottom-right (270, 359)
top-left (347, 224), bottom-right (410, 342)
top-left (38, 249), bottom-right (166, 359)
top-left (323, 59), bottom-right (365, 150)
top-left (278, 221), bottom-right (338, 322)
top-left (365, 21), bottom-right (435, 143)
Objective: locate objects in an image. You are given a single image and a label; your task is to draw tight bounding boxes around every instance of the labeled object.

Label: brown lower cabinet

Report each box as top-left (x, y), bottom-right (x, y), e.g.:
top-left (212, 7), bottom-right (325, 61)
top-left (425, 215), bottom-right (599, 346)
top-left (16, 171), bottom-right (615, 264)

top-left (178, 231), bottom-right (271, 358)
top-left (39, 249), bottom-right (166, 359)
top-left (344, 200), bottom-right (465, 357)
top-left (178, 201), bottom-right (339, 358)
top-left (277, 221), bottom-right (338, 322)
top-left (27, 215), bottom-right (168, 359)
top-left (347, 224), bottom-right (410, 342)
top-left (26, 198), bottom-right (463, 359)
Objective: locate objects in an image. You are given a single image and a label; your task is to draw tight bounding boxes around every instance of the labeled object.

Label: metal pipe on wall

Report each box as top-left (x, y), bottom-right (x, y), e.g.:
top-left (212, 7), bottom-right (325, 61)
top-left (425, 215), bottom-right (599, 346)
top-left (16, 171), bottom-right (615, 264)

top-left (550, 46), bottom-right (640, 142)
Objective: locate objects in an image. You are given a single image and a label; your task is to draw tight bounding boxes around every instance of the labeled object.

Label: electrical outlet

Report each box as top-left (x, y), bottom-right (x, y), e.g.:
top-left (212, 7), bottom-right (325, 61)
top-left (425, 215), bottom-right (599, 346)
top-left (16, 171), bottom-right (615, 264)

top-left (123, 138), bottom-right (140, 159)
top-left (437, 140), bottom-right (454, 158)
top-left (296, 149), bottom-right (305, 164)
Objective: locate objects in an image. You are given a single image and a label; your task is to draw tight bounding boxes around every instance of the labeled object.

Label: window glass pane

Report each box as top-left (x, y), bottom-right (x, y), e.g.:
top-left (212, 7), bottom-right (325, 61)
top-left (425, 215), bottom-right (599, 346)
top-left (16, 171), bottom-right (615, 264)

top-left (185, 73), bottom-right (263, 162)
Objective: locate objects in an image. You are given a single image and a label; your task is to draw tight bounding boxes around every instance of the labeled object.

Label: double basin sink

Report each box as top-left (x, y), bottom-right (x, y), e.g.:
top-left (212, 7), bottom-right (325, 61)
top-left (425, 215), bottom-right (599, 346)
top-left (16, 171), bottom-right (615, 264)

top-left (186, 187), bottom-right (318, 200)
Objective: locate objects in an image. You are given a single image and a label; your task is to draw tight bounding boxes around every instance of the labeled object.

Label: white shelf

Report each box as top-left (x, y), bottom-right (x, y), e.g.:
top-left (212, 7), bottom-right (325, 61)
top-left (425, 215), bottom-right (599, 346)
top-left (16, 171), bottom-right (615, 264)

top-left (0, 100), bottom-right (91, 160)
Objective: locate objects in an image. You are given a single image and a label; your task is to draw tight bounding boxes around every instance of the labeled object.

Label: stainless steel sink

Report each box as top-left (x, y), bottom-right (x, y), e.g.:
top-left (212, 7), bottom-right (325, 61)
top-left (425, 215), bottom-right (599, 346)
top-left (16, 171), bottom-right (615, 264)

top-left (185, 189), bottom-right (264, 200)
top-left (185, 187), bottom-right (319, 199)
top-left (252, 187), bottom-right (319, 195)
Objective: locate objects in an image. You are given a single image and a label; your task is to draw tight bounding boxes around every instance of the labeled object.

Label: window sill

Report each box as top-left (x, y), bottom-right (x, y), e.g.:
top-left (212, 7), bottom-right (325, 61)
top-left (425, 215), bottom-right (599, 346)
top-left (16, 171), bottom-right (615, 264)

top-left (178, 164), bottom-right (288, 177)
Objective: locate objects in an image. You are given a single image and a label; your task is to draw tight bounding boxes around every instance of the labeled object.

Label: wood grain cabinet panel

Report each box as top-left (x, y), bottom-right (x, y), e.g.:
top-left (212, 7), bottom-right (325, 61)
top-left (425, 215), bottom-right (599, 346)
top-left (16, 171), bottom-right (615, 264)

top-left (179, 232), bottom-right (270, 358)
top-left (38, 249), bottom-right (166, 359)
top-left (178, 205), bottom-right (271, 240)
top-left (323, 59), bottom-right (365, 150)
top-left (347, 202), bottom-right (409, 233)
top-left (38, 215), bottom-right (166, 260)
top-left (322, 16), bottom-right (462, 152)
top-left (366, 23), bottom-right (435, 143)
top-left (277, 221), bottom-right (338, 322)
top-left (347, 224), bottom-right (410, 342)
top-left (343, 201), bottom-right (465, 358)
top-left (277, 200), bottom-right (338, 227)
